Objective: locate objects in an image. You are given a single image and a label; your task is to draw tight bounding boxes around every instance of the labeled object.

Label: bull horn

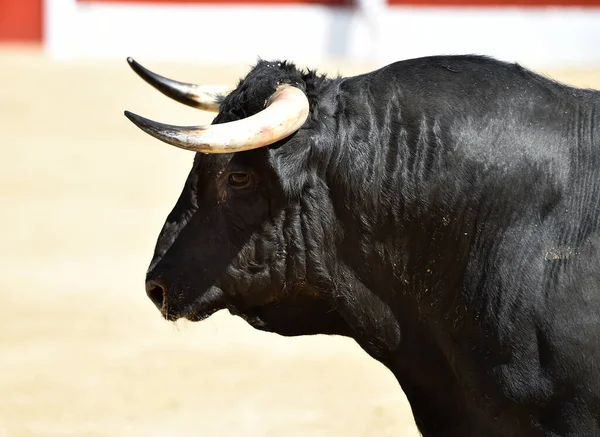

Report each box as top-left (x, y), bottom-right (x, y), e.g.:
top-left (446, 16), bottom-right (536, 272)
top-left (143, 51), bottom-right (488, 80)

top-left (124, 84), bottom-right (309, 154)
top-left (127, 57), bottom-right (231, 112)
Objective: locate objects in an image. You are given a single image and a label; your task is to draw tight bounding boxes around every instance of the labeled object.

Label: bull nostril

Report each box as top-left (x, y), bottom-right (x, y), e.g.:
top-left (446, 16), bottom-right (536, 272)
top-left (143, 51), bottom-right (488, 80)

top-left (145, 280), bottom-right (166, 310)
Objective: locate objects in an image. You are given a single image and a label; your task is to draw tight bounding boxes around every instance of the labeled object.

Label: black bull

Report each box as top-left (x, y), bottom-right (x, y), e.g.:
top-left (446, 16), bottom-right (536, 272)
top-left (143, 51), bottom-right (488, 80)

top-left (126, 55), bottom-right (600, 436)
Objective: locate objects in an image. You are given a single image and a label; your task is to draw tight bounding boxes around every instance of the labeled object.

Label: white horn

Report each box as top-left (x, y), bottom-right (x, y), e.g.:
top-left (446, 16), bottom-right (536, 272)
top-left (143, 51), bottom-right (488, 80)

top-left (127, 57), bottom-right (231, 112)
top-left (125, 84), bottom-right (309, 154)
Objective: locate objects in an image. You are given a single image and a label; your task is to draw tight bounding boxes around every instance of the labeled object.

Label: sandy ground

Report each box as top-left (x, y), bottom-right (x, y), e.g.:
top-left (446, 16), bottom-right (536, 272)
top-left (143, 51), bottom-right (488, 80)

top-left (1, 47), bottom-right (600, 437)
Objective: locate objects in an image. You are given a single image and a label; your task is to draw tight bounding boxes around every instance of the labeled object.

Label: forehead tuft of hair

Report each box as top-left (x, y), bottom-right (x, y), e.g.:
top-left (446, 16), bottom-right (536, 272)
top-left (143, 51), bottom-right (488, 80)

top-left (214, 59), bottom-right (328, 123)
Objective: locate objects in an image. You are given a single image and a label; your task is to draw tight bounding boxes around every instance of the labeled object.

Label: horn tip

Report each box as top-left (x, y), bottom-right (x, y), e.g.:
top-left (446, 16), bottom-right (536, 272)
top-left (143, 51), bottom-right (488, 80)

top-left (124, 110), bottom-right (142, 125)
top-left (124, 111), bottom-right (166, 136)
top-left (127, 57), bottom-right (142, 73)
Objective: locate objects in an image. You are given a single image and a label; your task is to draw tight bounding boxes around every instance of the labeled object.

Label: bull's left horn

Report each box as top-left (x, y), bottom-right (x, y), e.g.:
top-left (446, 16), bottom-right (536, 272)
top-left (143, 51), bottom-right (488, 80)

top-left (124, 84), bottom-right (309, 154)
top-left (127, 57), bottom-right (231, 112)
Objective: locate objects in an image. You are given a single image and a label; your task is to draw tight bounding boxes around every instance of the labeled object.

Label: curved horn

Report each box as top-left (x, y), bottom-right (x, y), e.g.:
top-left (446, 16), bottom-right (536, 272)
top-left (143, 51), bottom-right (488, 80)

top-left (127, 57), bottom-right (231, 112)
top-left (125, 84), bottom-right (309, 154)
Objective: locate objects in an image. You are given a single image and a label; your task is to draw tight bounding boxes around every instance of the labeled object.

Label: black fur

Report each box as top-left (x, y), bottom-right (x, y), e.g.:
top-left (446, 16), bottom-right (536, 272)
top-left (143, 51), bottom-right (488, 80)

top-left (144, 55), bottom-right (600, 436)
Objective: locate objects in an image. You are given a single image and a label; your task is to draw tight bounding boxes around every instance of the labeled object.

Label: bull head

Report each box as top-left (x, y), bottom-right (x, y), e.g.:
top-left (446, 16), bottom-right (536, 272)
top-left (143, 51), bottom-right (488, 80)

top-left (125, 58), bottom-right (353, 338)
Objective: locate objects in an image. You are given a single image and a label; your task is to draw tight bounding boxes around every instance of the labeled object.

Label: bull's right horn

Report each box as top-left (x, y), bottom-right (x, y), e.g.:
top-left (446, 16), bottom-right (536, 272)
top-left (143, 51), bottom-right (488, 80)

top-left (127, 57), bottom-right (231, 112)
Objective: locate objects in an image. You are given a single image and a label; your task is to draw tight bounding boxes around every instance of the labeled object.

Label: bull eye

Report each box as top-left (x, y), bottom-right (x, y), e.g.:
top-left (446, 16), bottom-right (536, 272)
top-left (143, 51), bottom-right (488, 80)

top-left (228, 172), bottom-right (251, 189)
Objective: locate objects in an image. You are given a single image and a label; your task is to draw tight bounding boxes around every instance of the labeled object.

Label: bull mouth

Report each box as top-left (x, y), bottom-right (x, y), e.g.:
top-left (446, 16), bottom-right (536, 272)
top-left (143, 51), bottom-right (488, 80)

top-left (163, 286), bottom-right (269, 331)
top-left (182, 305), bottom-right (222, 322)
top-left (167, 286), bottom-right (227, 322)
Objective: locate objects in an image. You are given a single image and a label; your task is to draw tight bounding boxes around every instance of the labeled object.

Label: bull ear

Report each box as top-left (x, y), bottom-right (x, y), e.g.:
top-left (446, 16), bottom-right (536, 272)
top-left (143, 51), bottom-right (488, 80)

top-left (127, 57), bottom-right (232, 112)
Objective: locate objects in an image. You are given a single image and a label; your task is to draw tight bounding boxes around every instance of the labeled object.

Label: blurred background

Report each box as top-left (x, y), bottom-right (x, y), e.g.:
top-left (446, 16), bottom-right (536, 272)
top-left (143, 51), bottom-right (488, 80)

top-left (1, 1), bottom-right (599, 436)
